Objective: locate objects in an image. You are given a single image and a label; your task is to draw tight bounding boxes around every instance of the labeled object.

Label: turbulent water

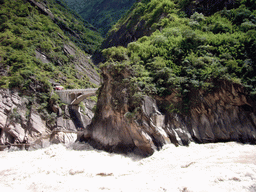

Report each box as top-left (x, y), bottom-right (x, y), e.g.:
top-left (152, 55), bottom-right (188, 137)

top-left (0, 142), bottom-right (256, 192)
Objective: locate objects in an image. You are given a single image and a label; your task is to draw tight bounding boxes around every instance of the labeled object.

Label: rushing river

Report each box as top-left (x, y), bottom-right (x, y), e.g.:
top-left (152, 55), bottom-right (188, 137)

top-left (0, 142), bottom-right (256, 192)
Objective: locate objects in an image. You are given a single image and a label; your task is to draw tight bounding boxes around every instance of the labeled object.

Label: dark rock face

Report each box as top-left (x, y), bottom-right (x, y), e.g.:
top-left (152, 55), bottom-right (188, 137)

top-left (84, 65), bottom-right (165, 156)
top-left (84, 66), bottom-right (256, 156)
top-left (185, 0), bottom-right (236, 16)
top-left (163, 80), bottom-right (256, 145)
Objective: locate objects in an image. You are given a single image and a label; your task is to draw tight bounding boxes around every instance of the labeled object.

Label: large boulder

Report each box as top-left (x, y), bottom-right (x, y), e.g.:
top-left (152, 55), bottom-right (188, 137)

top-left (50, 99), bottom-right (96, 145)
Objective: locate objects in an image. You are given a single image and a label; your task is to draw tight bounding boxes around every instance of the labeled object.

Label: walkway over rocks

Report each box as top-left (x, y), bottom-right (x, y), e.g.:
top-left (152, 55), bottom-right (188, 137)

top-left (55, 88), bottom-right (98, 105)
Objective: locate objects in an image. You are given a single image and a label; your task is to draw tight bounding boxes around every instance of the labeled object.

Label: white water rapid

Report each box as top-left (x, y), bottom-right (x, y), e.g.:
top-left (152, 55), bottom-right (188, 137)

top-left (0, 142), bottom-right (256, 192)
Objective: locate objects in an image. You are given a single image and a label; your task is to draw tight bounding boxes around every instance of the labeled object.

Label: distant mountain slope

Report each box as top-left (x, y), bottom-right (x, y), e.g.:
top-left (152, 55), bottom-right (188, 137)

top-left (63, 0), bottom-right (136, 35)
top-left (0, 0), bottom-right (100, 120)
top-left (0, 0), bottom-right (101, 146)
top-left (100, 0), bottom-right (256, 101)
top-left (29, 0), bottom-right (103, 54)
top-left (0, 0), bottom-right (100, 90)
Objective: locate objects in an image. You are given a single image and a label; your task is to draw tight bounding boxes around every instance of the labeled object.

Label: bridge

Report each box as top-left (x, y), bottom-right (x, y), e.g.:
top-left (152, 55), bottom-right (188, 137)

top-left (55, 88), bottom-right (98, 105)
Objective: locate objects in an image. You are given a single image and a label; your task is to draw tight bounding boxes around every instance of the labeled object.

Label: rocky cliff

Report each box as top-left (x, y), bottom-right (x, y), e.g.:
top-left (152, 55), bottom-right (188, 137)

top-left (0, 89), bottom-right (49, 148)
top-left (83, 64), bottom-right (256, 156)
top-left (0, 0), bottom-right (100, 150)
top-left (0, 89), bottom-right (96, 150)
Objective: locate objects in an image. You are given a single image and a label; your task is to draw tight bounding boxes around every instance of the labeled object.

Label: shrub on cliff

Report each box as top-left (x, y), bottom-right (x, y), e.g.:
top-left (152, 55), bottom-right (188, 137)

top-left (0, 0), bottom-right (100, 125)
top-left (102, 0), bottom-right (256, 107)
top-left (0, 0), bottom-right (98, 91)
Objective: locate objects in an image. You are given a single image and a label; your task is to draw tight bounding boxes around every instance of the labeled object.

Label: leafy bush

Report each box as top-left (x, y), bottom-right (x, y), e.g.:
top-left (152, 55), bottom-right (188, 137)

top-left (190, 12), bottom-right (205, 22)
top-left (102, 46), bottom-right (128, 61)
top-left (102, 0), bottom-right (256, 105)
top-left (9, 75), bottom-right (24, 88)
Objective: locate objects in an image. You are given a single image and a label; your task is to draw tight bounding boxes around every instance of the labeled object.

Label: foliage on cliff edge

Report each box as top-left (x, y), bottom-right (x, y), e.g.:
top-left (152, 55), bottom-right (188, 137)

top-left (102, 0), bottom-right (256, 113)
top-left (0, 0), bottom-right (100, 121)
top-left (0, 0), bottom-right (100, 90)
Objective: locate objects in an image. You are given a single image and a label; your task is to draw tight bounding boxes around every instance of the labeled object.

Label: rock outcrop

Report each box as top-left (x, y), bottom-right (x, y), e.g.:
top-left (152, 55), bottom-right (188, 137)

top-left (48, 98), bottom-right (96, 146)
top-left (0, 89), bottom-right (96, 150)
top-left (84, 65), bottom-right (256, 156)
top-left (160, 80), bottom-right (256, 145)
top-left (36, 42), bottom-right (100, 86)
top-left (0, 89), bottom-right (50, 147)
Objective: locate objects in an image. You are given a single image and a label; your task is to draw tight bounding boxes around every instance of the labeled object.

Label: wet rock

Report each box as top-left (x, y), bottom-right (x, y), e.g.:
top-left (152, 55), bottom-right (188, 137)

top-left (51, 99), bottom-right (96, 145)
top-left (7, 124), bottom-right (25, 143)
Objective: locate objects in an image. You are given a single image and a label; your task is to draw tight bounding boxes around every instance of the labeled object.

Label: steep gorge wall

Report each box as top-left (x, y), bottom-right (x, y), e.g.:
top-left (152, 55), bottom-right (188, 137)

top-left (84, 66), bottom-right (256, 156)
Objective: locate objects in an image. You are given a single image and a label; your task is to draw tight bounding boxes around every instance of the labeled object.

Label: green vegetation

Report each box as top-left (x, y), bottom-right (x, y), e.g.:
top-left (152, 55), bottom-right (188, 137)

top-left (111, 0), bottom-right (177, 34)
top-left (176, 0), bottom-right (256, 16)
top-left (64, 0), bottom-right (136, 36)
top-left (1, 0), bottom-right (256, 118)
top-left (40, 0), bottom-right (103, 53)
top-left (0, 0), bottom-right (99, 119)
top-left (0, 0), bottom-right (98, 90)
top-left (102, 0), bottom-right (256, 112)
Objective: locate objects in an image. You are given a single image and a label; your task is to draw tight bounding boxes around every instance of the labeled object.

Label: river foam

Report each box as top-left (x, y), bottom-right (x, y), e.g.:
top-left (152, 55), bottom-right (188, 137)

top-left (0, 142), bottom-right (256, 192)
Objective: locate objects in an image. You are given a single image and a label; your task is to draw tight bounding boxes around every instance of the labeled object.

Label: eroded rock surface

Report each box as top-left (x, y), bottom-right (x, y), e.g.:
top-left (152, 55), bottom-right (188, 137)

top-left (50, 98), bottom-right (96, 145)
top-left (0, 89), bottom-right (49, 147)
top-left (0, 89), bottom-right (96, 150)
top-left (85, 65), bottom-right (256, 156)
top-left (85, 65), bottom-right (172, 156)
